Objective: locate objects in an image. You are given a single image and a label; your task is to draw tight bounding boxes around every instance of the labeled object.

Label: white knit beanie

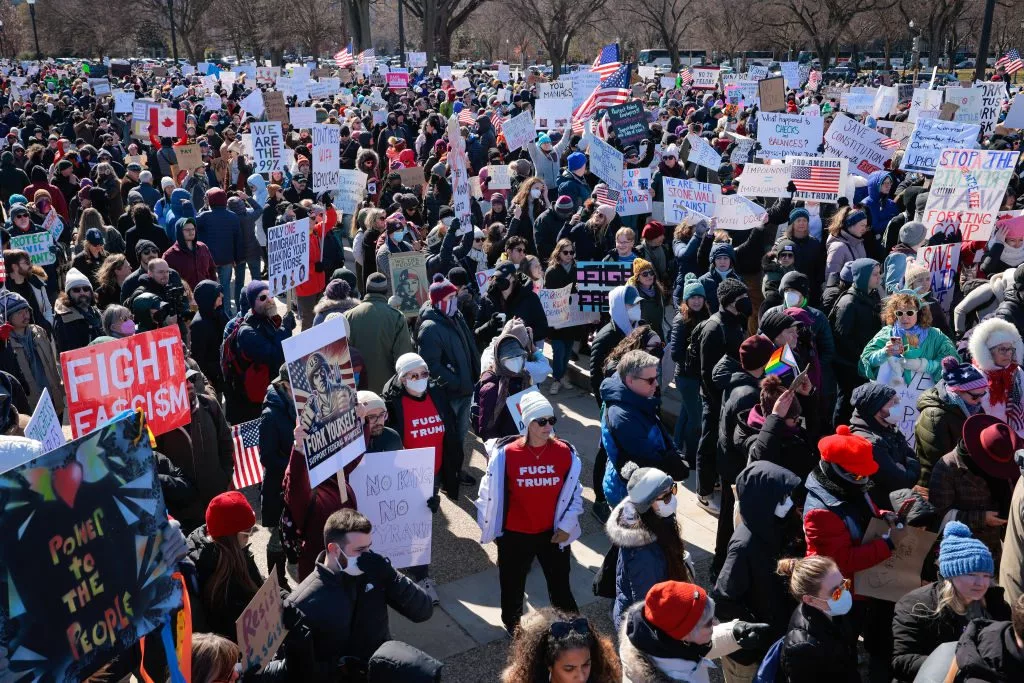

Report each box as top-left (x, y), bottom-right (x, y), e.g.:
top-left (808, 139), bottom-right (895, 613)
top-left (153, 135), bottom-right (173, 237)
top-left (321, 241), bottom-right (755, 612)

top-left (396, 352), bottom-right (427, 379)
top-left (356, 390), bottom-right (386, 412)
top-left (64, 268), bottom-right (91, 294)
top-left (518, 391), bottom-right (554, 433)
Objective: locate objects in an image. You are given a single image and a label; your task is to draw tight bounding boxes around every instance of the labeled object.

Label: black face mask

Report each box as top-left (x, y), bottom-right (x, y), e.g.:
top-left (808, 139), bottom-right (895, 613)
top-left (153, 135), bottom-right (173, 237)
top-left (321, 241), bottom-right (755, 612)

top-left (493, 275), bottom-right (510, 292)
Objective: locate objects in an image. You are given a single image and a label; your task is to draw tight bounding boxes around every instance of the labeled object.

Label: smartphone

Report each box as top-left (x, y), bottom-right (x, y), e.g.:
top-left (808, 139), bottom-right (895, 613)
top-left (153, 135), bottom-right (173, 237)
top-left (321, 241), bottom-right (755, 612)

top-left (791, 363), bottom-right (810, 390)
top-left (890, 336), bottom-right (904, 354)
top-left (896, 497), bottom-right (916, 523)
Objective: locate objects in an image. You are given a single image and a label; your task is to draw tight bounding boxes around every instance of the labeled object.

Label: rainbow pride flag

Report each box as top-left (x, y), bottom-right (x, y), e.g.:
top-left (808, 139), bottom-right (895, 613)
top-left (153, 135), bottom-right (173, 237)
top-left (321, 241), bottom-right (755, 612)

top-left (765, 344), bottom-right (798, 376)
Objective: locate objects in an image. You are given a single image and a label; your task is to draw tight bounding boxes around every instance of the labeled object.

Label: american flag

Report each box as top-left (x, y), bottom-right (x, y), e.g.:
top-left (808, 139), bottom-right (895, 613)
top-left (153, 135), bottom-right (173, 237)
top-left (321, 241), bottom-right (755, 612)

top-left (807, 70), bottom-right (822, 90)
top-left (791, 164), bottom-right (842, 194)
top-left (679, 68), bottom-right (694, 86)
top-left (996, 48), bottom-right (1024, 74)
top-left (490, 110), bottom-right (505, 133)
top-left (878, 136), bottom-right (901, 150)
top-left (591, 44), bottom-right (622, 78)
top-left (595, 186), bottom-right (620, 206)
top-left (231, 419), bottom-right (264, 490)
top-left (458, 107), bottom-right (476, 126)
top-left (334, 45), bottom-right (354, 68)
top-left (358, 48), bottom-right (376, 69)
top-left (571, 63), bottom-right (631, 133)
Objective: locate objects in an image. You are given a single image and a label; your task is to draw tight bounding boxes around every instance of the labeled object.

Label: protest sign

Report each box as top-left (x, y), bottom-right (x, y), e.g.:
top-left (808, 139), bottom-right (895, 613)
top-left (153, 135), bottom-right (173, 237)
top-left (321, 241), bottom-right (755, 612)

top-left (717, 194), bottom-right (769, 231)
top-left (262, 91), bottom-right (288, 124)
top-left (686, 134), bottom-right (722, 171)
top-left (311, 124), bottom-right (341, 192)
top-left (0, 411), bottom-right (181, 682)
top-left (502, 110), bottom-right (536, 152)
top-left (756, 112), bottom-right (822, 159)
top-left (112, 89), bottom-right (134, 113)
top-left (538, 80), bottom-right (572, 99)
top-left (203, 94), bottom-right (223, 112)
top-left (283, 315), bottom-right (365, 488)
top-left (780, 62), bottom-right (800, 89)
top-left (505, 385), bottom-right (543, 434)
top-left (447, 115), bottom-right (473, 229)
top-left (407, 51), bottom-right (427, 68)
top-left (486, 164), bottom-right (511, 190)
top-left (976, 81), bottom-right (1007, 136)
top-left (174, 143), bottom-right (203, 172)
top-left (942, 86), bottom-right (982, 127)
top-left (729, 133), bottom-right (755, 164)
top-left (539, 285), bottom-right (573, 327)
top-left (908, 88), bottom-right (943, 122)
top-left (236, 573), bottom-right (288, 672)
top-left (570, 71), bottom-right (601, 109)
top-left (438, 65), bottom-right (452, 80)
top-left (637, 65), bottom-right (657, 80)
top-left (310, 78), bottom-right (340, 99)
top-left (587, 135), bottom-right (625, 190)
top-left (785, 156), bottom-right (847, 203)
top-left (733, 80), bottom-right (759, 108)
top-left (398, 165), bottom-right (427, 189)
top-left (758, 76), bottom-right (786, 113)
top-left (257, 66), bottom-right (280, 85)
top-left (892, 370), bottom-right (935, 447)
top-left (534, 98), bottom-right (573, 131)
top-left (576, 261), bottom-right (632, 312)
top-left (618, 168), bottom-right (651, 216)
top-left (748, 65), bottom-right (769, 81)
top-left (664, 177), bottom-right (720, 222)
top-left (268, 217), bottom-right (311, 296)
top-left (386, 71), bottom-right (410, 91)
top-left (335, 169), bottom-right (368, 214)
top-left (823, 113), bottom-right (897, 177)
top-left (900, 119), bottom-right (980, 175)
top-left (24, 388), bottom-right (64, 453)
top-left (42, 209), bottom-right (64, 241)
top-left (389, 251), bottom-right (429, 317)
top-left (920, 149), bottom-right (1016, 242)
top-left (607, 101), bottom-right (648, 146)
top-left (870, 85), bottom-right (898, 118)
top-left (916, 243), bottom-right (961, 313)
top-left (251, 121), bottom-right (285, 174)
top-left (239, 89), bottom-right (264, 119)
top-left (475, 268), bottom-right (495, 295)
top-left (691, 67), bottom-right (719, 90)
top-left (1005, 95), bottom-right (1024, 129)
top-left (348, 448), bottom-right (434, 568)
top-left (855, 518), bottom-right (937, 602)
top-left (660, 76), bottom-right (677, 90)
top-left (453, 77), bottom-right (471, 91)
top-left (131, 99), bottom-right (159, 138)
top-left (842, 91), bottom-right (876, 116)
top-left (61, 327), bottom-right (189, 438)
top-left (88, 78), bottom-right (111, 96)
top-left (289, 106), bottom-right (316, 128)
top-left (11, 231), bottom-right (55, 266)
top-left (219, 70), bottom-right (237, 88)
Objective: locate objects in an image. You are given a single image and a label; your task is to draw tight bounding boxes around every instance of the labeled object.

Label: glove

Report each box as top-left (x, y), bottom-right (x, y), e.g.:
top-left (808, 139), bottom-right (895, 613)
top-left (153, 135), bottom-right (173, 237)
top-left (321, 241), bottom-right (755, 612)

top-left (817, 143), bottom-right (826, 153)
top-left (426, 495), bottom-right (441, 513)
top-left (282, 310), bottom-right (297, 332)
top-left (904, 357), bottom-right (926, 371)
top-left (786, 180), bottom-right (797, 193)
top-left (355, 550), bottom-right (396, 583)
top-left (159, 519), bottom-right (188, 567)
top-left (733, 621), bottom-right (772, 650)
top-left (450, 217), bottom-right (461, 233)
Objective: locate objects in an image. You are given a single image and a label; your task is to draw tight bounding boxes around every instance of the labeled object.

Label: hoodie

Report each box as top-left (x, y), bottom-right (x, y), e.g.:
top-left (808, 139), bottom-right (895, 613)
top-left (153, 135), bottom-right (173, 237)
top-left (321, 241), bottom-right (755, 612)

top-left (609, 284), bottom-right (637, 336)
top-left (190, 280), bottom-right (229, 392)
top-left (125, 207), bottom-right (172, 267)
top-left (163, 217), bottom-right (217, 289)
top-left (863, 170), bottom-right (899, 235)
top-left (227, 195), bottom-right (262, 263)
top-left (161, 188), bottom-right (194, 238)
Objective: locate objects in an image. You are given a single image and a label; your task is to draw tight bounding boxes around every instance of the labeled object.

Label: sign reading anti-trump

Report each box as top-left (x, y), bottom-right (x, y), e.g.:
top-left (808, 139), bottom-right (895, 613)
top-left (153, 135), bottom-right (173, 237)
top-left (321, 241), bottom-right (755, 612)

top-left (61, 327), bottom-right (189, 438)
top-left (921, 149), bottom-right (1017, 242)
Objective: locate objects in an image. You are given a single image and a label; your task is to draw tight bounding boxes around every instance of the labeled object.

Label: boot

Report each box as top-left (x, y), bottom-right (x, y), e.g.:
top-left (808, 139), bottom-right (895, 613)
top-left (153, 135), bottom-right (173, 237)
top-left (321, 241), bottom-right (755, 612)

top-left (267, 549), bottom-right (290, 589)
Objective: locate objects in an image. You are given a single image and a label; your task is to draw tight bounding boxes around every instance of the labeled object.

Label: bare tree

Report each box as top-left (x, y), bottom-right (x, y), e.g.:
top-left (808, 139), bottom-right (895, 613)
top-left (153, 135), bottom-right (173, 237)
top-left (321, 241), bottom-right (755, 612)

top-left (36, 0), bottom-right (136, 58)
top-left (702, 0), bottom-right (754, 65)
top-left (631, 0), bottom-right (693, 70)
top-left (347, 0), bottom-right (372, 53)
top-left (143, 0), bottom-right (214, 63)
top-left (502, 0), bottom-right (609, 76)
top-left (898, 0), bottom-right (970, 72)
top-left (288, 0), bottom-right (346, 61)
top-left (761, 0), bottom-right (897, 69)
top-left (401, 0), bottom-right (489, 66)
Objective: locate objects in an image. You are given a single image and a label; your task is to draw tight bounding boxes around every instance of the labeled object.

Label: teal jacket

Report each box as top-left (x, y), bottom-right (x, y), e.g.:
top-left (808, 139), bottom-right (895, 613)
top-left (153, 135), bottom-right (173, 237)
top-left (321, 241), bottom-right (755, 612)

top-left (859, 324), bottom-right (957, 384)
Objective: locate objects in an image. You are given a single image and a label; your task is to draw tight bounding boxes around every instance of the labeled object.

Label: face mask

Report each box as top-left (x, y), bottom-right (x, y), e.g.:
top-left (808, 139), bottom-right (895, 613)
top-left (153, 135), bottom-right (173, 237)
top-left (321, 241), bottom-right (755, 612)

top-left (530, 188), bottom-right (542, 199)
top-left (502, 356), bottom-right (525, 373)
top-left (825, 587), bottom-right (853, 616)
top-left (391, 229), bottom-right (406, 242)
top-left (734, 297), bottom-right (753, 317)
top-left (494, 275), bottom-right (510, 292)
top-left (116, 320), bottom-right (136, 336)
top-left (774, 496), bottom-right (794, 518)
top-left (444, 298), bottom-right (458, 317)
top-left (627, 305), bottom-right (642, 322)
top-left (406, 378), bottom-right (428, 394)
top-left (340, 549), bottom-right (364, 576)
top-left (784, 290), bottom-right (803, 307)
top-left (653, 495), bottom-right (677, 517)
top-left (883, 410), bottom-right (901, 425)
top-left (442, 216), bottom-right (454, 228)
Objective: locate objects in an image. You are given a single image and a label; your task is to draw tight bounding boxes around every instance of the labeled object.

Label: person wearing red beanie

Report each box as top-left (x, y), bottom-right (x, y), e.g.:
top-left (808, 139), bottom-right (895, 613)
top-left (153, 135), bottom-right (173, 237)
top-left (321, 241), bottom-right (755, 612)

top-left (185, 491), bottom-right (263, 640)
top-left (637, 219), bottom-right (673, 291)
top-left (619, 580), bottom-right (771, 681)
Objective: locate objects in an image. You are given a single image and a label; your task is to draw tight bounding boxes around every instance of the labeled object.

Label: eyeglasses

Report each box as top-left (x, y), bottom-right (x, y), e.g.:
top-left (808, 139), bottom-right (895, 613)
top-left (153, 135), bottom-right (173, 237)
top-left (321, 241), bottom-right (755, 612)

top-left (561, 250), bottom-right (575, 256)
top-left (474, 237), bottom-right (485, 242)
top-left (69, 286), bottom-right (91, 294)
top-left (256, 293), bottom-right (269, 302)
top-left (827, 578), bottom-right (851, 602)
top-left (991, 344), bottom-right (1016, 355)
top-left (405, 371), bottom-right (429, 381)
top-left (534, 416), bottom-right (558, 427)
top-left (550, 617), bottom-right (589, 639)
top-left (512, 247), bottom-right (525, 253)
top-left (655, 482), bottom-right (678, 504)
top-left (632, 375), bottom-right (658, 386)
top-left (366, 411), bottom-right (388, 423)
top-left (639, 270), bottom-right (655, 278)
top-left (894, 310), bottom-right (917, 318)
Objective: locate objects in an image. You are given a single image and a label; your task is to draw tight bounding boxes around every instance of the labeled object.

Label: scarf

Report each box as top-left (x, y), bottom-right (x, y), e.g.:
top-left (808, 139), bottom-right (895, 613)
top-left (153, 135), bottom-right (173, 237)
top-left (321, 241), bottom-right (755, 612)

top-left (986, 363), bottom-right (1020, 407)
top-left (893, 322), bottom-right (928, 350)
top-left (626, 608), bottom-right (713, 662)
top-left (998, 240), bottom-right (1024, 267)
top-left (956, 441), bottom-right (1013, 518)
top-left (11, 328), bottom-right (45, 388)
top-left (76, 302), bottom-right (104, 338)
top-left (944, 385), bottom-right (983, 417)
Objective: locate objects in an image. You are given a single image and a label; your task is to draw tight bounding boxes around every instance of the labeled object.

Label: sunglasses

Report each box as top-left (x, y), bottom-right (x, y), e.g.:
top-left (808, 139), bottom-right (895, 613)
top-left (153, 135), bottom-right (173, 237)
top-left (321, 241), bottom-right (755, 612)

top-left (639, 270), bottom-right (655, 278)
top-left (778, 252), bottom-right (794, 259)
top-left (827, 578), bottom-right (851, 602)
top-left (142, 248), bottom-right (158, 256)
top-left (655, 482), bottom-right (678, 504)
top-left (405, 371), bottom-right (429, 381)
top-left (894, 310), bottom-right (917, 317)
top-left (474, 237), bottom-right (485, 242)
top-left (550, 617), bottom-right (589, 639)
top-left (256, 293), bottom-right (270, 302)
top-left (561, 250), bottom-right (575, 256)
top-left (535, 416), bottom-right (557, 427)
top-left (633, 375), bottom-right (658, 386)
top-left (69, 286), bottom-right (91, 294)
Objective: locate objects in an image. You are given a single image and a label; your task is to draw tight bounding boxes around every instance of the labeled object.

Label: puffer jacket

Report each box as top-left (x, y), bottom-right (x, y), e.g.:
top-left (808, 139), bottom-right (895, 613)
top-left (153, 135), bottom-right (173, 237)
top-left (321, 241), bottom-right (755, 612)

top-left (914, 384), bottom-right (972, 488)
top-left (415, 304), bottom-right (478, 399)
top-left (227, 195), bottom-right (262, 263)
top-left (740, 406), bottom-right (818, 502)
top-left (780, 602), bottom-right (861, 683)
top-left (260, 379), bottom-right (296, 524)
top-left (196, 191), bottom-right (242, 266)
top-left (186, 525), bottom-right (263, 640)
top-left (849, 411), bottom-right (921, 511)
top-left (953, 618), bottom-right (1024, 681)
top-left (714, 357), bottom-right (759, 484)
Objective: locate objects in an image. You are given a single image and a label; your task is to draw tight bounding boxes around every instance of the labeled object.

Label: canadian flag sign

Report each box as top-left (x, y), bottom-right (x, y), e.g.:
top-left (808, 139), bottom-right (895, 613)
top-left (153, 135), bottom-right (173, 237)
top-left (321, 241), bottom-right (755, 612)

top-left (150, 107), bottom-right (186, 139)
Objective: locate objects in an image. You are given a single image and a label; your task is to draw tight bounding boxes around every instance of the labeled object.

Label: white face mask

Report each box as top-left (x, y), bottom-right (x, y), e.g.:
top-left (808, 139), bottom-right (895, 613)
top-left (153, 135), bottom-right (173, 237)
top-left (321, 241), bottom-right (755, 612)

top-left (530, 188), bottom-right (542, 199)
top-left (442, 216), bottom-right (454, 228)
top-left (653, 495), bottom-right (677, 517)
top-left (627, 305), bottom-right (642, 322)
top-left (783, 290), bottom-right (803, 307)
top-left (406, 378), bottom-right (428, 395)
top-left (774, 496), bottom-right (794, 518)
top-left (825, 588), bottom-right (853, 616)
top-left (502, 356), bottom-right (525, 373)
top-left (883, 410), bottom-right (901, 425)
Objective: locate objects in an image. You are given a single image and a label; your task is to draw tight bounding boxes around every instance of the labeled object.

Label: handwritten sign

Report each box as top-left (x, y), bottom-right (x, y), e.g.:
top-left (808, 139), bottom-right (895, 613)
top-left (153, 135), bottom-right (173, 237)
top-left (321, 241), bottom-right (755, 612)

top-left (534, 98), bottom-right (573, 132)
top-left (236, 573), bottom-right (288, 671)
top-left (618, 168), bottom-right (651, 216)
top-left (916, 242), bottom-right (961, 313)
top-left (113, 89), bottom-right (134, 114)
top-left (262, 91), bottom-right (288, 124)
top-left (335, 168), bottom-right (368, 214)
top-left (311, 124), bottom-right (341, 192)
top-left (24, 388), bottom-right (64, 453)
top-left (686, 134), bottom-right (722, 172)
top-left (823, 113), bottom-right (897, 177)
top-left (976, 80), bottom-right (1007, 136)
top-left (575, 261), bottom-right (632, 312)
top-left (174, 143), bottom-right (203, 172)
top-left (239, 89), bottom-right (264, 118)
top-left (587, 135), bottom-right (624, 190)
top-left (663, 177), bottom-right (720, 222)
top-left (501, 111), bottom-right (536, 152)
top-left (289, 106), bottom-right (316, 128)
top-left (537, 80), bottom-right (572, 99)
top-left (10, 231), bottom-right (55, 266)
top-left (717, 194), bottom-right (768, 231)
top-left (900, 119), bottom-right (981, 175)
top-left (607, 101), bottom-right (648, 146)
top-left (920, 149), bottom-right (1016, 241)
top-left (758, 76), bottom-right (786, 113)
top-left (855, 517), bottom-right (937, 602)
top-left (539, 285), bottom-right (573, 327)
top-left (691, 67), bottom-right (720, 90)
top-left (251, 121), bottom-right (285, 174)
top-left (756, 112), bottom-right (822, 160)
top-left (268, 218), bottom-right (310, 296)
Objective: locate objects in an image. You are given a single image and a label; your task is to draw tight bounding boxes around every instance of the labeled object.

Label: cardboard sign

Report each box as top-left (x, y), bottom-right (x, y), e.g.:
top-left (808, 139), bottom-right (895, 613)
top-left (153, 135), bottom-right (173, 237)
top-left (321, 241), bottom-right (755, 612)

top-left (11, 231), bottom-right (55, 266)
top-left (174, 143), bottom-right (203, 171)
top-left (539, 285), bottom-right (573, 327)
top-left (389, 251), bottom-right (429, 317)
top-left (901, 119), bottom-right (982, 175)
top-left (663, 178), bottom-right (720, 222)
top-left (855, 517), bottom-right (938, 602)
top-left (268, 217), bottom-right (311, 296)
top-left (785, 156), bottom-right (847, 203)
top-left (691, 67), bottom-right (720, 90)
top-left (758, 76), bottom-right (787, 113)
top-left (756, 112), bottom-right (823, 160)
top-left (348, 448), bottom-right (434, 568)
top-left (534, 98), bottom-right (573, 131)
top-left (823, 113), bottom-right (897, 177)
top-left (61, 327), bottom-right (189, 438)
top-left (398, 165), bottom-right (426, 189)
top-left (24, 388), bottom-right (64, 453)
top-left (0, 411), bottom-right (181, 681)
top-left (251, 121), bottom-right (285, 174)
top-left (617, 168), bottom-right (651, 216)
top-left (575, 262), bottom-right (633, 312)
top-left (717, 194), bottom-right (768, 231)
top-left (921, 149), bottom-right (1017, 242)
top-left (335, 168), bottom-right (368, 213)
top-left (685, 134), bottom-right (721, 171)
top-left (502, 111), bottom-right (536, 152)
top-left (263, 91), bottom-right (289, 124)
top-left (282, 315), bottom-right (365, 488)
top-left (916, 242), bottom-right (961, 313)
top-left (236, 573), bottom-right (288, 671)
top-left (311, 124), bottom-right (341, 192)
top-left (607, 101), bottom-right (648, 146)
top-left (486, 164), bottom-right (511, 190)
top-left (587, 135), bottom-right (625, 190)
top-left (112, 89), bottom-right (134, 114)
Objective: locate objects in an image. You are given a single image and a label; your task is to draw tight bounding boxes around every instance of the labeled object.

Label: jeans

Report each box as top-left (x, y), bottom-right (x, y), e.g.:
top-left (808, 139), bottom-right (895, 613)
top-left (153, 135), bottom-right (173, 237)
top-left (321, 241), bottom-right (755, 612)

top-left (673, 375), bottom-right (702, 467)
top-left (234, 258), bottom-right (261, 310)
top-left (496, 530), bottom-right (578, 632)
top-left (216, 264), bottom-right (235, 314)
top-left (549, 339), bottom-right (571, 381)
top-left (449, 394), bottom-right (472, 468)
top-left (696, 393), bottom-right (720, 497)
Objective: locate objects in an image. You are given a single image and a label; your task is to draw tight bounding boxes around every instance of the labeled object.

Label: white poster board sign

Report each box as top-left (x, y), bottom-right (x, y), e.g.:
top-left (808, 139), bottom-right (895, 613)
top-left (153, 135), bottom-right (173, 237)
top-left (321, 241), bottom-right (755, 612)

top-left (588, 135), bottom-right (625, 190)
top-left (251, 121), bottom-right (285, 173)
top-left (267, 217), bottom-right (311, 296)
top-left (311, 124), bottom-right (341, 192)
top-left (24, 388), bottom-right (64, 453)
top-left (756, 112), bottom-right (823, 159)
top-left (663, 178), bottom-right (720, 222)
top-left (823, 113), bottom-right (897, 177)
top-left (900, 119), bottom-right (981, 175)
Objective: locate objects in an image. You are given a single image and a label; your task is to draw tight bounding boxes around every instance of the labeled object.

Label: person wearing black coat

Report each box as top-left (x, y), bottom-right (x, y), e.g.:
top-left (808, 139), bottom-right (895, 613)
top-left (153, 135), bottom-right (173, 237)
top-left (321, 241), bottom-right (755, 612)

top-left (741, 400), bottom-right (819, 504)
top-left (848, 382), bottom-right (921, 512)
top-left (259, 368), bottom-right (296, 588)
top-left (829, 257), bottom-right (881, 426)
top-left (543, 249), bottom-right (580, 392)
top-left (952, 615), bottom-right (1024, 682)
top-left (475, 266), bottom-right (548, 349)
top-left (533, 207), bottom-right (571, 265)
top-left (186, 520), bottom-right (264, 640)
top-left (189, 280), bottom-right (228, 395)
top-left (781, 596), bottom-right (862, 683)
top-left (713, 460), bottom-right (803, 673)
top-left (993, 264), bottom-right (1024, 332)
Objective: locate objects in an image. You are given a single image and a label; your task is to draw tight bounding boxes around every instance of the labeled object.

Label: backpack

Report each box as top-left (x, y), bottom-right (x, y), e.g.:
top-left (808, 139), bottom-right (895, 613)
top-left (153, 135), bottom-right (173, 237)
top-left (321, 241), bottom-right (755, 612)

top-left (753, 636), bottom-right (786, 683)
top-left (220, 320), bottom-right (269, 403)
top-left (591, 544), bottom-right (619, 599)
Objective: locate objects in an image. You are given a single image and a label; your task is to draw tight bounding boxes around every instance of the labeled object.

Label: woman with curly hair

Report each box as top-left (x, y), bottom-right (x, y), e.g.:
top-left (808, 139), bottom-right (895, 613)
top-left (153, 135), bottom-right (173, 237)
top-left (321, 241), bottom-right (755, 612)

top-left (501, 608), bottom-right (621, 683)
top-left (507, 176), bottom-right (550, 253)
top-left (859, 290), bottom-right (957, 387)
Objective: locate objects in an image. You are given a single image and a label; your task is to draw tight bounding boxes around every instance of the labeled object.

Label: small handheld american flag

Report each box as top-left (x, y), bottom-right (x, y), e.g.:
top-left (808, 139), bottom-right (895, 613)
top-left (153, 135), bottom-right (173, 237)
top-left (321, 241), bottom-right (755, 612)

top-left (996, 48), bottom-right (1024, 75)
top-left (458, 107), bottom-right (477, 126)
top-left (595, 186), bottom-right (620, 207)
top-left (231, 418), bottom-right (264, 489)
top-left (679, 68), bottom-right (694, 86)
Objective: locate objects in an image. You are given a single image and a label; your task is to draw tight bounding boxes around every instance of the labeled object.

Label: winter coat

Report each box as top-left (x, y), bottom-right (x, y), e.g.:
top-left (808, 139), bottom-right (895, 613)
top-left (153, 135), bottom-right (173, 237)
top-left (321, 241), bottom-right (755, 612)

top-left (475, 436), bottom-right (584, 548)
top-left (285, 552), bottom-right (433, 666)
top-left (589, 321), bottom-right (626, 400)
top-left (533, 209), bottom-right (568, 262)
top-left (830, 287), bottom-right (881, 374)
top-left (825, 231), bottom-right (867, 276)
top-left (526, 135), bottom-right (570, 189)
top-left (6, 275), bottom-right (53, 334)
top-left (555, 170), bottom-right (590, 209)
top-left (476, 275), bottom-right (549, 346)
top-left (125, 213), bottom-right (172, 268)
top-left (600, 374), bottom-right (686, 506)
top-left (849, 412), bottom-right (921, 511)
top-left (952, 618), bottom-right (1024, 682)
top-left (162, 220), bottom-right (218, 290)
top-left (780, 602), bottom-right (862, 683)
top-left (859, 324), bottom-right (958, 385)
top-left (892, 581), bottom-right (1009, 682)
top-left (227, 195), bottom-right (262, 263)
top-left (669, 310), bottom-right (708, 380)
top-left (472, 370), bottom-right (526, 440)
top-left (196, 204), bottom-right (242, 266)
top-left (715, 359), bottom-right (760, 483)
top-left (697, 267), bottom-right (742, 314)
top-left (7, 324), bottom-right (65, 418)
top-left (296, 215), bottom-right (328, 299)
top-left (1003, 478), bottom-right (1024, 607)
top-left (259, 380), bottom-right (296, 524)
top-left (186, 526), bottom-right (263, 639)
top-left (343, 293), bottom-right (414, 393)
top-left (189, 280), bottom-right (229, 393)
top-left (741, 409), bottom-right (818, 501)
top-left (230, 311), bottom-right (291, 421)
top-left (543, 262), bottom-right (579, 341)
top-left (929, 448), bottom-right (1006, 569)
top-left (52, 299), bottom-right (102, 353)
top-left (862, 170), bottom-right (899, 235)
top-left (713, 461), bottom-right (803, 665)
top-left (0, 152), bottom-right (29, 205)
top-left (415, 303), bottom-right (478, 399)
top-left (915, 384), bottom-right (971, 488)
top-left (693, 309), bottom-right (747, 396)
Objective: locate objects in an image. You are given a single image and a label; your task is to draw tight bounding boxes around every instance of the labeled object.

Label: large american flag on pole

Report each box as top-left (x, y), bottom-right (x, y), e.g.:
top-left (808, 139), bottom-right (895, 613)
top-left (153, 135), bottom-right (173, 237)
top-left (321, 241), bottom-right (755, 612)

top-left (572, 63), bottom-right (632, 134)
top-left (334, 44), bottom-right (355, 68)
top-left (996, 48), bottom-right (1024, 74)
top-left (791, 165), bottom-right (842, 194)
top-left (591, 44), bottom-right (622, 78)
top-left (231, 418), bottom-right (264, 489)
top-left (358, 48), bottom-right (376, 69)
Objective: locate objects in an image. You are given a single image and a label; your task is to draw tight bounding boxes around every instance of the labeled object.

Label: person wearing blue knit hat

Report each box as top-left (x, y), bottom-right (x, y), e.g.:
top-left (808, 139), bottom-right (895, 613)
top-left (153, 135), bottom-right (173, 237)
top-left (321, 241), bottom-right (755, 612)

top-left (890, 521), bottom-right (1009, 682)
top-left (670, 273), bottom-right (710, 462)
top-left (555, 150), bottom-right (590, 209)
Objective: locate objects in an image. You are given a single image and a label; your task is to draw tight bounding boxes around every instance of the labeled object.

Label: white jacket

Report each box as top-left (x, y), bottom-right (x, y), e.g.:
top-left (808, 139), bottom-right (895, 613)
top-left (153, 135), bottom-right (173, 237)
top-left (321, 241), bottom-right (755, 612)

top-left (475, 437), bottom-right (583, 548)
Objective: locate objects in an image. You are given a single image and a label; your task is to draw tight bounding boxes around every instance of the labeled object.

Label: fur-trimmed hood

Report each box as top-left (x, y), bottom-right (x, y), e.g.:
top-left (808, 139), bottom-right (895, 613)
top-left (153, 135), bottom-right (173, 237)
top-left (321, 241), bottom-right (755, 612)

top-left (969, 317), bottom-right (1023, 371)
top-left (605, 499), bottom-right (657, 549)
top-left (618, 603), bottom-right (680, 683)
